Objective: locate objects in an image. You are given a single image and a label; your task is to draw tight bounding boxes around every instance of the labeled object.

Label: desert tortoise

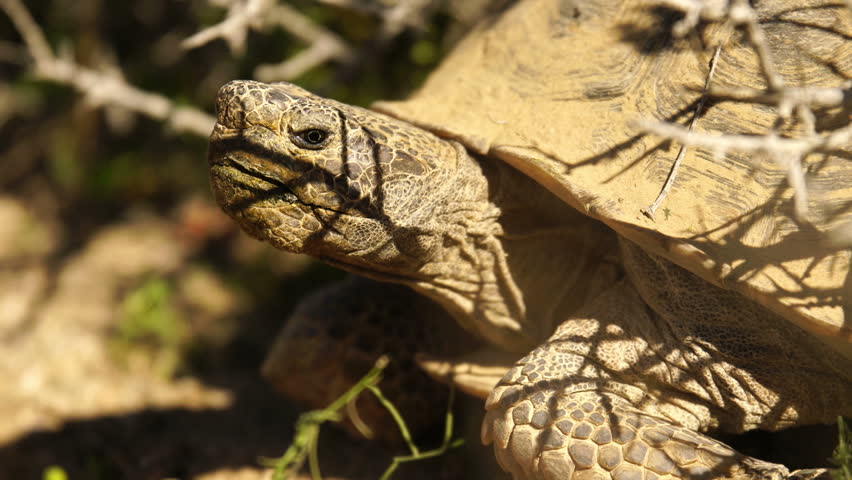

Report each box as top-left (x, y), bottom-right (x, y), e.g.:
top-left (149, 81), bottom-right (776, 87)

top-left (208, 0), bottom-right (852, 478)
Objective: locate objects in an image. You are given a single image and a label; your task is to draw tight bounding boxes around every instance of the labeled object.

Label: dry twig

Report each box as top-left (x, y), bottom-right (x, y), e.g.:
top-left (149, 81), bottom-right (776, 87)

top-left (183, 0), bottom-right (353, 82)
top-left (700, 84), bottom-right (851, 119)
top-left (253, 2), bottom-right (353, 81)
top-left (185, 0), bottom-right (437, 82)
top-left (642, 44), bottom-right (722, 221)
top-left (376, 0), bottom-right (434, 40)
top-left (637, 120), bottom-right (852, 158)
top-left (643, 0), bottom-right (851, 224)
top-left (638, 119), bottom-right (852, 221)
top-left (316, 0), bottom-right (433, 35)
top-left (182, 0), bottom-right (273, 54)
top-left (0, 0), bottom-right (215, 137)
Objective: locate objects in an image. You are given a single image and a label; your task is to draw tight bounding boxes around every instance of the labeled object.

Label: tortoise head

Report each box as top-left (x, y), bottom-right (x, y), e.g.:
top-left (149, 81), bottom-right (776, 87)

top-left (208, 80), bottom-right (480, 277)
top-left (208, 80), bottom-right (607, 352)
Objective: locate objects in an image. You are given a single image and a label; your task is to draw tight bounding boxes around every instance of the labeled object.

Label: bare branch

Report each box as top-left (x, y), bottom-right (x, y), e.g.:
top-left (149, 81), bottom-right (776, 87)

top-left (315, 0), bottom-right (381, 16)
top-left (378, 0), bottom-right (433, 39)
top-left (255, 35), bottom-right (348, 81)
top-left (727, 0), bottom-right (784, 91)
top-left (654, 0), bottom-right (728, 36)
top-left (659, 0), bottom-right (785, 90)
top-left (255, 0), bottom-right (435, 82)
top-left (0, 0), bottom-right (53, 64)
top-left (701, 84), bottom-right (850, 117)
top-left (182, 0), bottom-right (272, 54)
top-left (267, 2), bottom-right (343, 46)
top-left (253, 2), bottom-right (353, 81)
top-left (636, 120), bottom-right (851, 157)
top-left (645, 0), bottom-right (851, 224)
top-left (0, 0), bottom-right (215, 137)
top-left (183, 0), bottom-right (354, 82)
top-left (637, 119), bottom-right (852, 222)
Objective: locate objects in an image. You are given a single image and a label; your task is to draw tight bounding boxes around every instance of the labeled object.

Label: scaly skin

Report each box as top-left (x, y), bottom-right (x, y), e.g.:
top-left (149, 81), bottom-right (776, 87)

top-left (208, 80), bottom-right (852, 480)
top-left (210, 81), bottom-right (532, 351)
top-left (263, 276), bottom-right (477, 442)
top-left (484, 241), bottom-right (851, 480)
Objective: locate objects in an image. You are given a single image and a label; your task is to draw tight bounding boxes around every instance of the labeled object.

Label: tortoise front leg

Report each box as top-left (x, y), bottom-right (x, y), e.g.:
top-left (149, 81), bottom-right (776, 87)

top-left (484, 387), bottom-right (788, 480)
top-left (481, 276), bottom-right (840, 480)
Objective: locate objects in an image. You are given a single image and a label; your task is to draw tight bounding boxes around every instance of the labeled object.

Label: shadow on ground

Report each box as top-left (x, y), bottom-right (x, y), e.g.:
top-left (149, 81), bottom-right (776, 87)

top-left (0, 372), bottom-right (479, 480)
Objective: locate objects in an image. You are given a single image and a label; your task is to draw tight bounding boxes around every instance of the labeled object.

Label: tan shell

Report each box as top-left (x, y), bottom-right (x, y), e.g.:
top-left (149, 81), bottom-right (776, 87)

top-left (375, 0), bottom-right (852, 358)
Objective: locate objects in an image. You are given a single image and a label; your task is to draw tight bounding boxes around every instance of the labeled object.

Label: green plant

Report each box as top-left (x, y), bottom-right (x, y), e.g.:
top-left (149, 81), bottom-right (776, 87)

top-left (834, 417), bottom-right (852, 480)
top-left (113, 276), bottom-right (186, 377)
top-left (263, 356), bottom-right (464, 480)
top-left (42, 466), bottom-right (68, 480)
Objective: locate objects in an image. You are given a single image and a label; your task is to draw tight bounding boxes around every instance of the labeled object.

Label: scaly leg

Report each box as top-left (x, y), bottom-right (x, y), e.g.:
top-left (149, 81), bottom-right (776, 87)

top-left (482, 262), bottom-right (850, 480)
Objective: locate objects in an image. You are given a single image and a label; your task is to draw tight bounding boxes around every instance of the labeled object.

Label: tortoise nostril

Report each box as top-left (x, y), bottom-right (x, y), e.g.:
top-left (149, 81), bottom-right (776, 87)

top-left (215, 80), bottom-right (262, 129)
top-left (215, 80), bottom-right (287, 132)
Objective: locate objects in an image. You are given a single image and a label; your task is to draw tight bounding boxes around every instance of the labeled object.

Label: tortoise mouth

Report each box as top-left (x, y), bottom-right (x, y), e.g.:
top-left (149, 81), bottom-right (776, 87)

top-left (211, 154), bottom-right (301, 203)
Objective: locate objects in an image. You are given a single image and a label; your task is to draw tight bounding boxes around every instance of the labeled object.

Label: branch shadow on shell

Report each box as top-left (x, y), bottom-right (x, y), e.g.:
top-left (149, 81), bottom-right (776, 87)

top-left (541, 110), bottom-right (851, 339)
top-left (550, 3), bottom-right (852, 338)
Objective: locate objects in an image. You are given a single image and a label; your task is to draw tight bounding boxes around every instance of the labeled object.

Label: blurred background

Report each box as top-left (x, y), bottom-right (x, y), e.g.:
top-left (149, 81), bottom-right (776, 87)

top-left (0, 0), bottom-right (507, 478)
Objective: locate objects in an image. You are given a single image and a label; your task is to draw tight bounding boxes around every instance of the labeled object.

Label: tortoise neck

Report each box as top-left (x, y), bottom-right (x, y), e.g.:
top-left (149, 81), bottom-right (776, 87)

top-left (481, 157), bottom-right (624, 342)
top-left (406, 146), bottom-right (622, 352)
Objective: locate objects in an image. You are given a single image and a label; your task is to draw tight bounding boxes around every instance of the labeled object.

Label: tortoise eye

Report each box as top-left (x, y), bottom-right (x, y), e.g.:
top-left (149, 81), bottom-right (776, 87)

top-left (293, 129), bottom-right (329, 148)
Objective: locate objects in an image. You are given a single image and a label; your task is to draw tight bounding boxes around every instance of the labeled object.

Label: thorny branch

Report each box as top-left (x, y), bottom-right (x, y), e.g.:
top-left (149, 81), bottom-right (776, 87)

top-left (182, 0), bottom-right (273, 54)
top-left (183, 0), bottom-right (354, 81)
top-left (0, 0), bottom-right (216, 137)
top-left (184, 0), bottom-right (434, 82)
top-left (643, 0), bottom-right (851, 226)
top-left (0, 0), bottom-right (444, 137)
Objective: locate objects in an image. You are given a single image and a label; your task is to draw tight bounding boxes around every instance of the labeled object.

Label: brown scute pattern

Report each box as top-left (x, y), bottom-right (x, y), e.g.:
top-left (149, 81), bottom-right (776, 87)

top-left (487, 389), bottom-right (791, 480)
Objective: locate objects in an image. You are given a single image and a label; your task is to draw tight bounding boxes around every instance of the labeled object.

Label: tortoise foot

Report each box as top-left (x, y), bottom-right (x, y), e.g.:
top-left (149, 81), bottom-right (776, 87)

top-left (484, 389), bottom-right (790, 480)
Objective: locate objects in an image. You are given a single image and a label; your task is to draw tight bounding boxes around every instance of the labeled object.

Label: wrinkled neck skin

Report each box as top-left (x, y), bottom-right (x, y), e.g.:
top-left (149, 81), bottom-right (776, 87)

top-left (208, 80), bottom-right (620, 352)
top-left (316, 137), bottom-right (622, 353)
top-left (471, 156), bottom-right (623, 350)
top-left (354, 142), bottom-right (623, 353)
